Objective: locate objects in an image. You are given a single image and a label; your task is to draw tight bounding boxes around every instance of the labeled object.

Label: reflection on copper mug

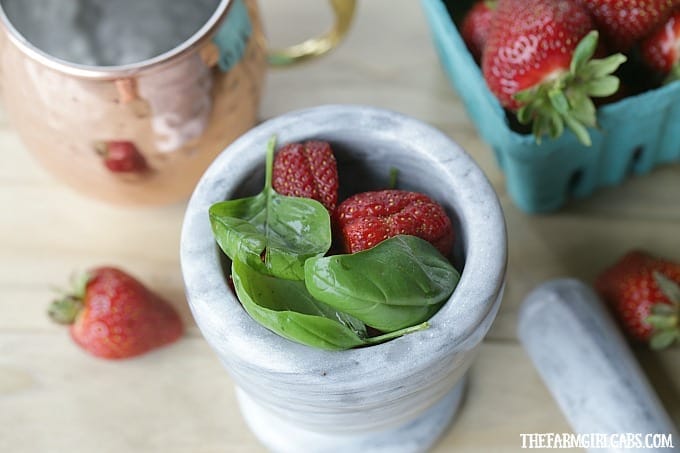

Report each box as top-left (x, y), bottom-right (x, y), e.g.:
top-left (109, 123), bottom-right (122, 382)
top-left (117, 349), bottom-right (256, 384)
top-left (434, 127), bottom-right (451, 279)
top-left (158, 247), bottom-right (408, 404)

top-left (0, 0), bottom-right (356, 205)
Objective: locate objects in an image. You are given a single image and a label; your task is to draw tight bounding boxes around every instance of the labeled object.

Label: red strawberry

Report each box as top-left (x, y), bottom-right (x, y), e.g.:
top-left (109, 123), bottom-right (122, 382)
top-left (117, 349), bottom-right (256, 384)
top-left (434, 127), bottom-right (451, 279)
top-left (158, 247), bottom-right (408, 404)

top-left (578, 0), bottom-right (678, 51)
top-left (461, 1), bottom-right (498, 62)
top-left (48, 267), bottom-right (183, 359)
top-left (482, 0), bottom-right (626, 145)
top-left (272, 141), bottom-right (339, 212)
top-left (97, 141), bottom-right (148, 173)
top-left (335, 189), bottom-right (454, 256)
top-left (595, 250), bottom-right (680, 349)
top-left (641, 8), bottom-right (680, 81)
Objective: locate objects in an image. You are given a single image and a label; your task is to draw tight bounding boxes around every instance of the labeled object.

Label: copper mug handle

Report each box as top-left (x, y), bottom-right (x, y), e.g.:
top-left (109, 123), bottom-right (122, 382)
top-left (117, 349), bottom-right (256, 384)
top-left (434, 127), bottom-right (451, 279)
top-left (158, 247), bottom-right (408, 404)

top-left (267, 0), bottom-right (357, 66)
top-left (119, 0), bottom-right (357, 102)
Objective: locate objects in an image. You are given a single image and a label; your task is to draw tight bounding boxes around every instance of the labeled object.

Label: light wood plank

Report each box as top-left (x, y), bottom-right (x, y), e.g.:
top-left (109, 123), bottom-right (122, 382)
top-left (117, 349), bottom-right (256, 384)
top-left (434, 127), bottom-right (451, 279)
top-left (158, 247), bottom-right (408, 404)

top-left (2, 335), bottom-right (675, 453)
top-left (0, 338), bottom-right (567, 453)
top-left (0, 334), bottom-right (262, 453)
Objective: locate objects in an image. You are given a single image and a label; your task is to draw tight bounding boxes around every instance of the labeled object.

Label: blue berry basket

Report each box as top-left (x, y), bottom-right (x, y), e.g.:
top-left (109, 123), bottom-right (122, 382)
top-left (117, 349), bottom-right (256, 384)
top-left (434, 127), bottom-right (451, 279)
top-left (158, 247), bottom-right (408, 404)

top-left (421, 0), bottom-right (680, 213)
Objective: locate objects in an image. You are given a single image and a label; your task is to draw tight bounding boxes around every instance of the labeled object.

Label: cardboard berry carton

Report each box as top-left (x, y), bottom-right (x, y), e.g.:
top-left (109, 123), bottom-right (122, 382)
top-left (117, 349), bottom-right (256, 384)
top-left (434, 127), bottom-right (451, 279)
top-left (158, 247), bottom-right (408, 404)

top-left (422, 0), bottom-right (680, 213)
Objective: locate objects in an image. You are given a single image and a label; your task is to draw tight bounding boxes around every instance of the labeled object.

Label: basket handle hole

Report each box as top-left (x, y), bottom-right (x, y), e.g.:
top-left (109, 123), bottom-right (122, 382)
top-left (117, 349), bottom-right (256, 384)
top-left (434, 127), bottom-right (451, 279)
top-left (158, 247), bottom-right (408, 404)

top-left (567, 168), bottom-right (584, 196)
top-left (627, 146), bottom-right (644, 174)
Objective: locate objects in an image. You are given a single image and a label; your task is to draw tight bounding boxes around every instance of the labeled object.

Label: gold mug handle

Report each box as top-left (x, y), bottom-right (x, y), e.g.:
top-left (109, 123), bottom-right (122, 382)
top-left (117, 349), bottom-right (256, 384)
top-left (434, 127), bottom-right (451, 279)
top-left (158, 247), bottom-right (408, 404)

top-left (267, 0), bottom-right (357, 66)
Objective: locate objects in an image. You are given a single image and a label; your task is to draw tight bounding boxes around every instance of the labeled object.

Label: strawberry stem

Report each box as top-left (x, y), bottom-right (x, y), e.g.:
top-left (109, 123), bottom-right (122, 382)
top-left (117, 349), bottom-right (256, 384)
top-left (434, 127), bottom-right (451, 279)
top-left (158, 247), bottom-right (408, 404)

top-left (72, 271), bottom-right (90, 300)
top-left (653, 271), bottom-right (680, 304)
top-left (47, 271), bottom-right (91, 325)
top-left (514, 31), bottom-right (626, 146)
top-left (664, 63), bottom-right (680, 85)
top-left (650, 330), bottom-right (679, 350)
top-left (645, 272), bottom-right (680, 350)
top-left (48, 296), bottom-right (83, 325)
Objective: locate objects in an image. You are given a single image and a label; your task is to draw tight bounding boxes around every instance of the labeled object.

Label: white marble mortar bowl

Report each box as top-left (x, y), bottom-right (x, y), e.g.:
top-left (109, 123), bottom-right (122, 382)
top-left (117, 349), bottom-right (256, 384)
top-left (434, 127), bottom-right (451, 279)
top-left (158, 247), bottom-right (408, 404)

top-left (180, 105), bottom-right (507, 453)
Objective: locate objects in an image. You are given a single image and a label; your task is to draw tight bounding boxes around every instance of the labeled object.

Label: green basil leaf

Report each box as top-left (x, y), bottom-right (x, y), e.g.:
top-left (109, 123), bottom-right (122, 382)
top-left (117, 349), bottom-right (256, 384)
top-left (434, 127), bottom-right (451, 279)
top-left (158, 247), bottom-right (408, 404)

top-left (304, 235), bottom-right (460, 331)
top-left (209, 136), bottom-right (332, 280)
top-left (231, 259), bottom-right (369, 350)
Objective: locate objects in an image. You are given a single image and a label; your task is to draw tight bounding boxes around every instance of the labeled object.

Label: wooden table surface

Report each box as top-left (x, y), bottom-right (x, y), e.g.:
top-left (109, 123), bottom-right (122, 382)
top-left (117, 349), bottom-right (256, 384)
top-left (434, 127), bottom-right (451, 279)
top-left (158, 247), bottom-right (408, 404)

top-left (1, 1), bottom-right (679, 452)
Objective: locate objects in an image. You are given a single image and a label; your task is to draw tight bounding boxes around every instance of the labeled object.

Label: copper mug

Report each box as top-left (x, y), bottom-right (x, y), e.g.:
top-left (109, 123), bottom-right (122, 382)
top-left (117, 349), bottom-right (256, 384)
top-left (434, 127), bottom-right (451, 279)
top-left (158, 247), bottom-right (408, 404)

top-left (0, 0), bottom-right (356, 205)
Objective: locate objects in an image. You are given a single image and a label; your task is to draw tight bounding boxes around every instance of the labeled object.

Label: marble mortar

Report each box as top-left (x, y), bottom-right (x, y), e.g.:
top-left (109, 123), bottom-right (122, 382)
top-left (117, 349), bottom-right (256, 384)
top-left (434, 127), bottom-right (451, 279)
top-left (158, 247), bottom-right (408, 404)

top-left (180, 105), bottom-right (507, 452)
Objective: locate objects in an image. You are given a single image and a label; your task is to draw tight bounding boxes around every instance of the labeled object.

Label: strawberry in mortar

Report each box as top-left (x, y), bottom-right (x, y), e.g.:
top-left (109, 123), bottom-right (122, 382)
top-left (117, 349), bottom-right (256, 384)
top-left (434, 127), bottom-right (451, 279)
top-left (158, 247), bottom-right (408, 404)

top-left (272, 140), bottom-right (339, 212)
top-left (335, 190), bottom-right (454, 257)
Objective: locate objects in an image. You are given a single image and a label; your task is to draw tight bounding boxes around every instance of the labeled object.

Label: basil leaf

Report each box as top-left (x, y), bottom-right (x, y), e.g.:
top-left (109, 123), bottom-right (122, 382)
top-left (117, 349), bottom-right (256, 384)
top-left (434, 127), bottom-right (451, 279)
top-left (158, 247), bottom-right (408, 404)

top-left (210, 136), bottom-right (332, 280)
top-left (304, 235), bottom-right (460, 331)
top-left (231, 259), bottom-right (369, 350)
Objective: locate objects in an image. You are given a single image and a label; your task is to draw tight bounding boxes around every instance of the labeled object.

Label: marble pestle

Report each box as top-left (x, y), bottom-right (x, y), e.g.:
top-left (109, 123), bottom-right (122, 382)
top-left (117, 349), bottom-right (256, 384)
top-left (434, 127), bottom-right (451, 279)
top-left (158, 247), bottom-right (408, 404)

top-left (518, 279), bottom-right (678, 452)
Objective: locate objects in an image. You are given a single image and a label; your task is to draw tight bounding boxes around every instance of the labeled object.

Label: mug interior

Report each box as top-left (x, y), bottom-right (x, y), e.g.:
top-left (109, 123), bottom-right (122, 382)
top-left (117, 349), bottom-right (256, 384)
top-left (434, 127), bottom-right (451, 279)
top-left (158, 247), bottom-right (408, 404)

top-left (0, 0), bottom-right (232, 76)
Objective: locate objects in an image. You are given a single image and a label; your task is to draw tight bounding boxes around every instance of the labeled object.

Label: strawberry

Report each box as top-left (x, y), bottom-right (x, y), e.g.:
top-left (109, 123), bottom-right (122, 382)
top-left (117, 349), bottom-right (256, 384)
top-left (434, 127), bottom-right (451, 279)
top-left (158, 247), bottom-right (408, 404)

top-left (97, 140), bottom-right (148, 173)
top-left (460, 1), bottom-right (497, 62)
top-left (595, 251), bottom-right (680, 350)
top-left (48, 267), bottom-right (183, 359)
top-left (335, 189), bottom-right (454, 256)
top-left (482, 0), bottom-right (626, 146)
top-left (641, 8), bottom-right (680, 82)
top-left (578, 0), bottom-right (678, 51)
top-left (272, 141), bottom-right (339, 212)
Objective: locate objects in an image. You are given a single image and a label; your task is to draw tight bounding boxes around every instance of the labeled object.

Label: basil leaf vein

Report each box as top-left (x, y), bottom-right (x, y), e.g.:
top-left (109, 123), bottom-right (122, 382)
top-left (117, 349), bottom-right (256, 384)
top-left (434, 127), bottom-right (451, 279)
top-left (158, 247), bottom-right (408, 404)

top-left (209, 136), bottom-right (332, 280)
